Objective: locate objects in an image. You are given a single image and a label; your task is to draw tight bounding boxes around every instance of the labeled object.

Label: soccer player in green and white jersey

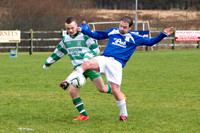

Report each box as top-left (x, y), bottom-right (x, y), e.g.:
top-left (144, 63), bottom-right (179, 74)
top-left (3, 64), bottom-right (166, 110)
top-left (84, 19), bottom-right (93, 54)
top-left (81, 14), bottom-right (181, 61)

top-left (43, 17), bottom-right (114, 121)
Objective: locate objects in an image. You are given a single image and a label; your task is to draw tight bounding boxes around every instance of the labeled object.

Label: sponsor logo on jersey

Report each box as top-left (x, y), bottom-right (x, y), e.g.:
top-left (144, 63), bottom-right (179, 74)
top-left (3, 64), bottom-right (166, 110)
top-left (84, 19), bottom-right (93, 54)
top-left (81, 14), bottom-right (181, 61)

top-left (112, 38), bottom-right (127, 48)
top-left (68, 48), bottom-right (82, 56)
top-left (77, 41), bottom-right (81, 46)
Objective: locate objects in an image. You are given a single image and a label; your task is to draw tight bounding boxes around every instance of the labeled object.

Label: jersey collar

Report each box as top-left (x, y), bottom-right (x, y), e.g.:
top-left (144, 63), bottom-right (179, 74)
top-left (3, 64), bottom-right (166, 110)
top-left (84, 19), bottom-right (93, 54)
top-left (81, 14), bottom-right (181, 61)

top-left (70, 32), bottom-right (81, 39)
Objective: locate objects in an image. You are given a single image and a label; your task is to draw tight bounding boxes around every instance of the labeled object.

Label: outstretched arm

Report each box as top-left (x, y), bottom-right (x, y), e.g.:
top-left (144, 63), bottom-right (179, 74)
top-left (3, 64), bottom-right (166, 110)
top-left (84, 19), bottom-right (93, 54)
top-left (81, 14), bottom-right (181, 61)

top-left (77, 27), bottom-right (109, 40)
top-left (43, 40), bottom-right (67, 69)
top-left (136, 27), bottom-right (174, 46)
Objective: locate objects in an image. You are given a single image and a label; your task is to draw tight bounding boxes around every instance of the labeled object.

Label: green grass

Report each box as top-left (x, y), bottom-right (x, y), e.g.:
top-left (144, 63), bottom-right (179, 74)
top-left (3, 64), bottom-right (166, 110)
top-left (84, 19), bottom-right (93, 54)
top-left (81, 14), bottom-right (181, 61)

top-left (0, 49), bottom-right (200, 133)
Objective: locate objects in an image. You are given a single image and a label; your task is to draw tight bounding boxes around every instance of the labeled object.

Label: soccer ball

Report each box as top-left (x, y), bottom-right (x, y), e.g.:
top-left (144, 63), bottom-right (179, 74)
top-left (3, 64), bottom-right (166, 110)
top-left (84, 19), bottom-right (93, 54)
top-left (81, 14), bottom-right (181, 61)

top-left (71, 73), bottom-right (86, 88)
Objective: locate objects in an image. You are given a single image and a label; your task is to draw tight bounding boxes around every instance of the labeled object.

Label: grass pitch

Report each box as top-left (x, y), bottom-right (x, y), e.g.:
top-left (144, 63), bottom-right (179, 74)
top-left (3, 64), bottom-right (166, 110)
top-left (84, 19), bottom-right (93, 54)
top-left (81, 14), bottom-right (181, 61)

top-left (0, 49), bottom-right (200, 132)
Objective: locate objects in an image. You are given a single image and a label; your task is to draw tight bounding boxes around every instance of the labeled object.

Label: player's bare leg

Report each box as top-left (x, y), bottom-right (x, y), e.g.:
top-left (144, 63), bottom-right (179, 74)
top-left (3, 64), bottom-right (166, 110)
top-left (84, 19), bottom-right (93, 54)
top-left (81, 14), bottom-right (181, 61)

top-left (69, 85), bottom-right (80, 99)
top-left (92, 77), bottom-right (111, 93)
top-left (111, 83), bottom-right (128, 121)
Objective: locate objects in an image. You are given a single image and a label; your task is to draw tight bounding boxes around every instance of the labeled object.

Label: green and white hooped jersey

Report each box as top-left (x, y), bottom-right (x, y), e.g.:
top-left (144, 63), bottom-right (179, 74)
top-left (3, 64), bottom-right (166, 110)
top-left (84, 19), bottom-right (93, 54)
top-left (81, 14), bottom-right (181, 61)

top-left (44, 32), bottom-right (100, 68)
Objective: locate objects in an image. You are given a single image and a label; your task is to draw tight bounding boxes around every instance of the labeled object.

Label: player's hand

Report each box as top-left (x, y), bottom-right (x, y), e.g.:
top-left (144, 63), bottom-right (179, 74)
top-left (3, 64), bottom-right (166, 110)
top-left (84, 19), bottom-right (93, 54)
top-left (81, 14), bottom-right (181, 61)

top-left (164, 27), bottom-right (174, 36)
top-left (77, 27), bottom-right (82, 32)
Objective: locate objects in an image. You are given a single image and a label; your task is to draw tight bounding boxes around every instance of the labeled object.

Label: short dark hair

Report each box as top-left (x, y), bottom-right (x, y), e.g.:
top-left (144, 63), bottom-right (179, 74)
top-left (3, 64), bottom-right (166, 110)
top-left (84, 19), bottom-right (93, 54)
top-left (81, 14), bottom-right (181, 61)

top-left (82, 19), bottom-right (87, 22)
top-left (65, 17), bottom-right (77, 24)
top-left (120, 16), bottom-right (133, 27)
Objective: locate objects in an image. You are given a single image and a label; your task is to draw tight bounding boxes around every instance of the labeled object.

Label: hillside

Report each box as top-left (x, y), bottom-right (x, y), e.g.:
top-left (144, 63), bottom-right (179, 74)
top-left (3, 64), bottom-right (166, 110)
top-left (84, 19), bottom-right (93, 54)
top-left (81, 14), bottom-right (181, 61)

top-left (80, 9), bottom-right (200, 31)
top-left (0, 8), bottom-right (199, 31)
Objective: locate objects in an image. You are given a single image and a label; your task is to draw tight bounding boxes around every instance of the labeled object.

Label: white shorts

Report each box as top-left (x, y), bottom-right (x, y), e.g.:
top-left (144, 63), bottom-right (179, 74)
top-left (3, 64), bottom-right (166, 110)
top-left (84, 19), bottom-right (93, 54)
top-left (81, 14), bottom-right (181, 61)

top-left (94, 56), bottom-right (122, 86)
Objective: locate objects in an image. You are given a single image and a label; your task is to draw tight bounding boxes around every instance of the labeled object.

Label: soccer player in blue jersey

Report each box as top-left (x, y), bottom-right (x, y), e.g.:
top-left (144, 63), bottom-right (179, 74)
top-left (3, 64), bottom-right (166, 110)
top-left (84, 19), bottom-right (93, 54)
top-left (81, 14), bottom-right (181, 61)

top-left (61, 16), bottom-right (174, 121)
top-left (78, 19), bottom-right (90, 31)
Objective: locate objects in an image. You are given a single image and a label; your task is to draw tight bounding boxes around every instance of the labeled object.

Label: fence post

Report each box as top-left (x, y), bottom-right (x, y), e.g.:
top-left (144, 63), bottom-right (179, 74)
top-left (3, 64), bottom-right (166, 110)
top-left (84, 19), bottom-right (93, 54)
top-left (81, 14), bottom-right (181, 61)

top-left (172, 30), bottom-right (176, 50)
top-left (16, 42), bottom-right (18, 52)
top-left (29, 29), bottom-right (33, 55)
top-left (198, 29), bottom-right (200, 49)
top-left (146, 46), bottom-right (149, 51)
top-left (61, 29), bottom-right (64, 39)
top-left (16, 29), bottom-right (19, 53)
top-left (157, 12), bottom-right (159, 31)
top-left (186, 11), bottom-right (188, 30)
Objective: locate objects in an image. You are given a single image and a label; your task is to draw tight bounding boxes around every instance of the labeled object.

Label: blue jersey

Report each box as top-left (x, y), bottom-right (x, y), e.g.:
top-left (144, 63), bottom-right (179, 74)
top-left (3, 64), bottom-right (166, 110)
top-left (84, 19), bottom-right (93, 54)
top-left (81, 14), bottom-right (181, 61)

top-left (82, 27), bottom-right (168, 67)
top-left (78, 23), bottom-right (90, 31)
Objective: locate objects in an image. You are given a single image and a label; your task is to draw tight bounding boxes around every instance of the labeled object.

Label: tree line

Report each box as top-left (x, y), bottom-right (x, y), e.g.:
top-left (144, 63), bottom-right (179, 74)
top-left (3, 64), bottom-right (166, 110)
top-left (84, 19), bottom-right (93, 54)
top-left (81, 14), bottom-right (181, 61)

top-left (94, 0), bottom-right (200, 10)
top-left (0, 0), bottom-right (199, 31)
top-left (1, 0), bottom-right (199, 11)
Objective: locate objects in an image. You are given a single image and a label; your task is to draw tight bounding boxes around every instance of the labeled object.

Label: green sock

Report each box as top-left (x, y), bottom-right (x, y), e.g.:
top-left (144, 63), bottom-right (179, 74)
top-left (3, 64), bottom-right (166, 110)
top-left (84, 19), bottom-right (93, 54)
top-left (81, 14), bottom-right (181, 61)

top-left (107, 84), bottom-right (112, 94)
top-left (73, 97), bottom-right (87, 116)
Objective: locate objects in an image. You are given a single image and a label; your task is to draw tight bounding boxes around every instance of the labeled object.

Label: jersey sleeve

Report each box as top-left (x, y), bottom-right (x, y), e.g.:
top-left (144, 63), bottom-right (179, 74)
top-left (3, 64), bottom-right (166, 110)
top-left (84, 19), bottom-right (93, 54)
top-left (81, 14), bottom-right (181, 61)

top-left (81, 28), bottom-right (113, 40)
top-left (86, 24), bottom-right (91, 30)
top-left (134, 32), bottom-right (168, 46)
top-left (83, 35), bottom-right (100, 62)
top-left (43, 40), bottom-right (68, 69)
top-left (78, 24), bottom-right (83, 28)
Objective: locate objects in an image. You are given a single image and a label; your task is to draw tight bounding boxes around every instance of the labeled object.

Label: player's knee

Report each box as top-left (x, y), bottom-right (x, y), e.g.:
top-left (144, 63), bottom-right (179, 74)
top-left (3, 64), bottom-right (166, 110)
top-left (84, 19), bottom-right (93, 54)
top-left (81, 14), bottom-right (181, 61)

top-left (111, 87), bottom-right (120, 96)
top-left (98, 88), bottom-right (106, 93)
top-left (96, 84), bottom-right (107, 93)
top-left (69, 88), bottom-right (77, 95)
top-left (68, 89), bottom-right (73, 95)
top-left (112, 89), bottom-right (118, 95)
top-left (82, 61), bottom-right (91, 70)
